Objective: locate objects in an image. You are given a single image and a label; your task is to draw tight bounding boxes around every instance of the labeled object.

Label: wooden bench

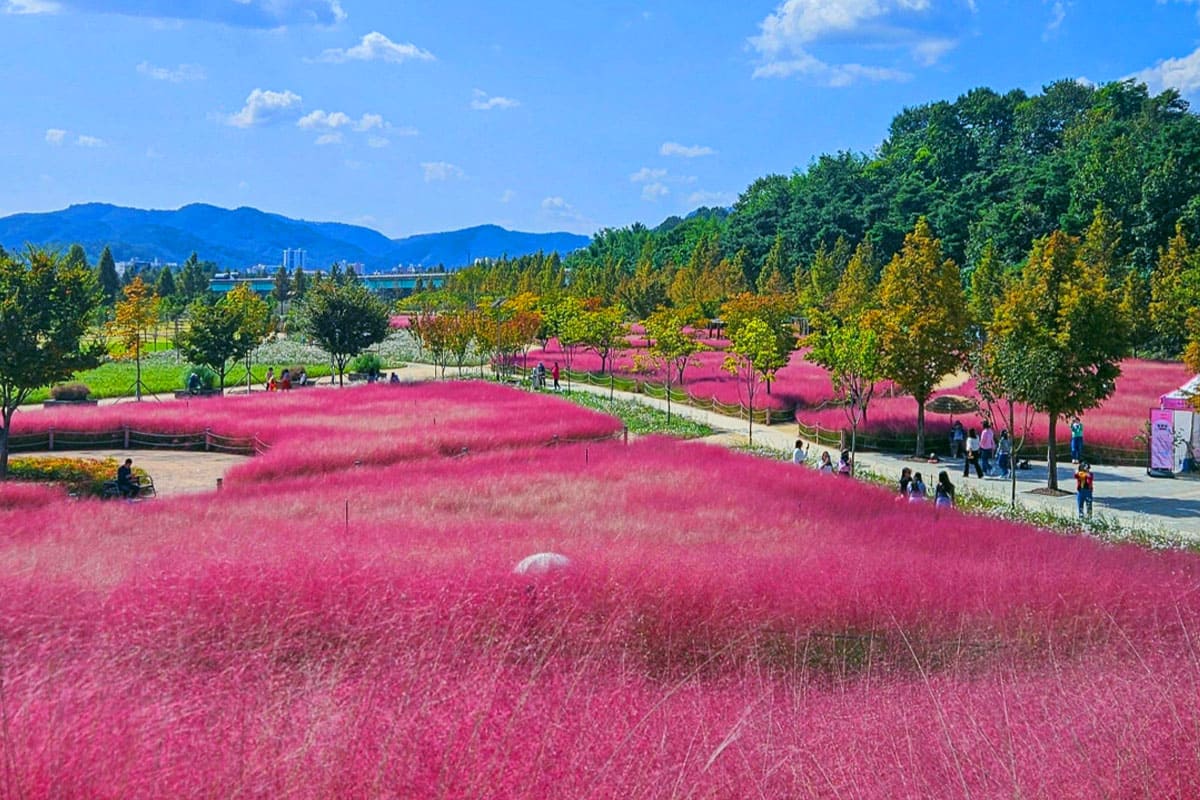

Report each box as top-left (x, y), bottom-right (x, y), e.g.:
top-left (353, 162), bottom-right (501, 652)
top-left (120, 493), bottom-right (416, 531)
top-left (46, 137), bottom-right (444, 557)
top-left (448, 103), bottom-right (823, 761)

top-left (102, 476), bottom-right (156, 500)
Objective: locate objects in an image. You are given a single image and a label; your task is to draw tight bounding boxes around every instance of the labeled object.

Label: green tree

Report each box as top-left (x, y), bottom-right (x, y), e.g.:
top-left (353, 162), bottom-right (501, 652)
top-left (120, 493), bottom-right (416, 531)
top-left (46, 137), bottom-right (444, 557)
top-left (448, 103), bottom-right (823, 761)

top-left (271, 265), bottom-right (292, 317)
top-left (578, 305), bottom-right (628, 375)
top-left (720, 292), bottom-right (795, 394)
top-left (97, 245), bottom-right (120, 305)
top-left (806, 323), bottom-right (882, 474)
top-left (876, 217), bottom-right (969, 455)
top-left (723, 317), bottom-right (782, 444)
top-left (177, 297), bottom-right (242, 390)
top-left (644, 307), bottom-right (705, 422)
top-left (223, 283), bottom-right (272, 393)
top-left (64, 243), bottom-right (89, 272)
top-left (297, 281), bottom-right (391, 386)
top-left (178, 252), bottom-right (210, 303)
top-left (827, 239), bottom-right (878, 325)
top-left (0, 247), bottom-right (103, 479)
top-left (1149, 224), bottom-right (1200, 356)
top-left (292, 266), bottom-right (309, 300)
top-left (988, 226), bottom-right (1128, 490)
top-left (155, 265), bottom-right (177, 300)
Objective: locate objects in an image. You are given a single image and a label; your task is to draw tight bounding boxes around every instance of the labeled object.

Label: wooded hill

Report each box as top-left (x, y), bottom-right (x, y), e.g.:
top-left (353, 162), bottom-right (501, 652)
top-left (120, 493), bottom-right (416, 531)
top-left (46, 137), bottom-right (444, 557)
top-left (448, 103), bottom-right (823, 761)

top-left (567, 79), bottom-right (1200, 288)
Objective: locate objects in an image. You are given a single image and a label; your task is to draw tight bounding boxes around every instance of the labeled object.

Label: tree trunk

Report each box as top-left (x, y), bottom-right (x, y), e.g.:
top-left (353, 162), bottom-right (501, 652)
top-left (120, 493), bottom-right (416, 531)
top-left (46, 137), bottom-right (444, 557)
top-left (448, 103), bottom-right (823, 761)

top-left (850, 422), bottom-right (857, 476)
top-left (914, 395), bottom-right (927, 456)
top-left (1009, 397), bottom-right (1018, 507)
top-left (1046, 412), bottom-right (1060, 491)
top-left (0, 415), bottom-right (10, 481)
top-left (135, 348), bottom-right (143, 401)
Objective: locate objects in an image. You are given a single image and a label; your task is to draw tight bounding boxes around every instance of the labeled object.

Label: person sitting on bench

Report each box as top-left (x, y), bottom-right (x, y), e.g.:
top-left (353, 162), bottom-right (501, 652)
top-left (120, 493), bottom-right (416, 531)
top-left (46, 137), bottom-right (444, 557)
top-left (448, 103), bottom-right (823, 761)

top-left (116, 458), bottom-right (137, 498)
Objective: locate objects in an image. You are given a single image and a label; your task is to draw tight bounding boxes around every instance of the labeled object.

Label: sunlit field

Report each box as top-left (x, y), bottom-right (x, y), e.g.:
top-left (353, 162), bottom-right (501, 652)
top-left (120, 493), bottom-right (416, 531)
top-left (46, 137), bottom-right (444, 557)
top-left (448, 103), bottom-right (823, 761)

top-left (5, 382), bottom-right (1199, 797)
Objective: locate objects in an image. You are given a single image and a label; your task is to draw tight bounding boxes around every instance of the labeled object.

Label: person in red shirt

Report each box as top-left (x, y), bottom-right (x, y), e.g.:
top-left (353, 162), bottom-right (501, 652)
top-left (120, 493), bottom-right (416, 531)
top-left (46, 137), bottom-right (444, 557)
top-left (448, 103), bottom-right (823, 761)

top-left (551, 361), bottom-right (561, 391)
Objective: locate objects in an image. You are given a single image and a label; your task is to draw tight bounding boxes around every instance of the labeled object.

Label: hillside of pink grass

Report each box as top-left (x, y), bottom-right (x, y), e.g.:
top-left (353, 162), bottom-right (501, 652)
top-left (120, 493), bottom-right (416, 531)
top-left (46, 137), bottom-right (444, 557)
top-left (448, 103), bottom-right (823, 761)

top-left (4, 385), bottom-right (1200, 796)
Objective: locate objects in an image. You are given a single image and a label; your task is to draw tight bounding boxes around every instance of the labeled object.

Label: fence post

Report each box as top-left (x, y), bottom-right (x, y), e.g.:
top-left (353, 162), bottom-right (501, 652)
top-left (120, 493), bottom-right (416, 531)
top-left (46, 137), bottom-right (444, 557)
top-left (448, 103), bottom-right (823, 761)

top-left (123, 425), bottom-right (130, 449)
top-left (47, 427), bottom-right (54, 451)
top-left (205, 427), bottom-right (212, 452)
top-left (766, 408), bottom-right (772, 426)
top-left (623, 426), bottom-right (628, 445)
top-left (216, 478), bottom-right (223, 491)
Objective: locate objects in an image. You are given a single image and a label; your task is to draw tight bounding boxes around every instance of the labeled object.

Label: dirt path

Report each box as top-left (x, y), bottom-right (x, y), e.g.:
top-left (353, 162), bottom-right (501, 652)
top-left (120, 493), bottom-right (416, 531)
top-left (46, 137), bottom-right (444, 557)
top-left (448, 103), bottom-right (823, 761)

top-left (16, 450), bottom-right (250, 497)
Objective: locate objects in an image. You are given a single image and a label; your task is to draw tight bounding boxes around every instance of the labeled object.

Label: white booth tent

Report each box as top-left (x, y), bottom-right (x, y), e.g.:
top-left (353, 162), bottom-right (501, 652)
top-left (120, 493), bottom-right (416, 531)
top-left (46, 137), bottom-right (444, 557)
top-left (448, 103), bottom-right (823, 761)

top-left (1157, 375), bottom-right (1200, 473)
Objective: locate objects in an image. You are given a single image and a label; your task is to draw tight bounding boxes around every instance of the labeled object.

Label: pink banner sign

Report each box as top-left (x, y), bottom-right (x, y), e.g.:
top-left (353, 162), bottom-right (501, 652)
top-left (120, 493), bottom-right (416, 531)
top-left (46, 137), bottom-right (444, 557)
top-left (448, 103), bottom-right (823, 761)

top-left (1151, 408), bottom-right (1175, 471)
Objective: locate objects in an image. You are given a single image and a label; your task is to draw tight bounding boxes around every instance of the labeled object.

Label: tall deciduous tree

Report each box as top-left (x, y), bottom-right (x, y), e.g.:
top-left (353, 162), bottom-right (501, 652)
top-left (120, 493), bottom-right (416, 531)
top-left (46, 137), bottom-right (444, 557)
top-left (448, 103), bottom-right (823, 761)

top-left (723, 317), bottom-right (782, 444)
top-left (720, 292), bottom-right (795, 395)
top-left (644, 307), bottom-right (705, 422)
top-left (223, 283), bottom-right (272, 392)
top-left (177, 297), bottom-right (242, 391)
top-left (109, 276), bottom-right (161, 401)
top-left (877, 217), bottom-right (968, 455)
top-left (806, 324), bottom-right (882, 474)
top-left (97, 245), bottom-right (120, 305)
top-left (271, 266), bottom-right (292, 317)
top-left (297, 281), bottom-right (390, 386)
top-left (0, 247), bottom-right (103, 479)
top-left (988, 221), bottom-right (1128, 490)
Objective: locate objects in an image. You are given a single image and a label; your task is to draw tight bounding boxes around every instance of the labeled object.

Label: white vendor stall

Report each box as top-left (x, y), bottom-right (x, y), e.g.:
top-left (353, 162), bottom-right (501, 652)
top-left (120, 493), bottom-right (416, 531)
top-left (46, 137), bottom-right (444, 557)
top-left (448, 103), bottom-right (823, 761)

top-left (1153, 375), bottom-right (1200, 474)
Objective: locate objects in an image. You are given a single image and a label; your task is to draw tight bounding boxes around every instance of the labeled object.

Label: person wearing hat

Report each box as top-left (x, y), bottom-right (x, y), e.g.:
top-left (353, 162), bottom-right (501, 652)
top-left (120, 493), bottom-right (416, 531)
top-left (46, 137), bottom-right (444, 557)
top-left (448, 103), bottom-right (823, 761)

top-left (1074, 461), bottom-right (1094, 519)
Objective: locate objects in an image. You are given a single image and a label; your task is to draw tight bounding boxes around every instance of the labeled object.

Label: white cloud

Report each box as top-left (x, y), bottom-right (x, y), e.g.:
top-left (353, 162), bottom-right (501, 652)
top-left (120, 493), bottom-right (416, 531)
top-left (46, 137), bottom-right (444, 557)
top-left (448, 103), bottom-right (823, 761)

top-left (1129, 47), bottom-right (1200, 95)
top-left (641, 182), bottom-right (670, 201)
top-left (1043, 1), bottom-right (1066, 39)
top-left (315, 132), bottom-right (343, 145)
top-left (367, 136), bottom-right (390, 148)
top-left (137, 61), bottom-right (205, 82)
top-left (660, 141), bottom-right (715, 158)
top-left (499, 189), bottom-right (516, 203)
top-left (542, 196), bottom-right (571, 211)
top-left (226, 88), bottom-right (302, 128)
top-left (44, 128), bottom-right (66, 145)
top-left (14, 0), bottom-right (344, 27)
top-left (421, 161), bottom-right (464, 182)
top-left (298, 109), bottom-right (353, 129)
top-left (3, 0), bottom-right (60, 13)
top-left (630, 167), bottom-right (668, 182)
top-left (749, 0), bottom-right (954, 86)
top-left (355, 113), bottom-right (384, 131)
top-left (76, 134), bottom-right (105, 147)
top-left (470, 89), bottom-right (520, 110)
top-left (319, 31), bottom-right (434, 64)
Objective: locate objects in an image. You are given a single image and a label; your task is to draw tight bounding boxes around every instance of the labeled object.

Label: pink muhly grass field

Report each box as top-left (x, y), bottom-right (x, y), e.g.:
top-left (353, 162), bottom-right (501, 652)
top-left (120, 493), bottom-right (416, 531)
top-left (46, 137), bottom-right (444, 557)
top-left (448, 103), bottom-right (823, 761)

top-left (3, 393), bottom-right (1200, 797)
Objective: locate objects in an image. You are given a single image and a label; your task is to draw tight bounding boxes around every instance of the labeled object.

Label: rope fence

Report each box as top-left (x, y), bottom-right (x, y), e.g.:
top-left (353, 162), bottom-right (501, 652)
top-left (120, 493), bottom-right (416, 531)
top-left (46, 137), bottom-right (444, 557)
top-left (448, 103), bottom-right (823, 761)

top-left (6, 426), bottom-right (269, 456)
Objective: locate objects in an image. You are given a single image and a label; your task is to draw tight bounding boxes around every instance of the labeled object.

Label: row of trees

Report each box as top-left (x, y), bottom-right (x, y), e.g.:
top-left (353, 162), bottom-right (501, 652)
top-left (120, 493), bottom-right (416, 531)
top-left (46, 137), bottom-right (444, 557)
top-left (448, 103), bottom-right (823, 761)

top-left (0, 247), bottom-right (393, 479)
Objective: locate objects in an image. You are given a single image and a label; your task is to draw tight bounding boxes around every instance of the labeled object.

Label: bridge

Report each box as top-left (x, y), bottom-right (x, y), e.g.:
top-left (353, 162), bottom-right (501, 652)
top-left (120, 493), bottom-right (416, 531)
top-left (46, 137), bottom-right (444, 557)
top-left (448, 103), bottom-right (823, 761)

top-left (209, 272), bottom-right (450, 296)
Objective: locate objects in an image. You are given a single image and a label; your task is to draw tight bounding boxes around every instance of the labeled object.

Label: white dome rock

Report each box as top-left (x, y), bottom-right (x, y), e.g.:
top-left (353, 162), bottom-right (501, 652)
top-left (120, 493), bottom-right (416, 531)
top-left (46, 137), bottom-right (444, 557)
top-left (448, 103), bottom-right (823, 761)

top-left (513, 552), bottom-right (571, 575)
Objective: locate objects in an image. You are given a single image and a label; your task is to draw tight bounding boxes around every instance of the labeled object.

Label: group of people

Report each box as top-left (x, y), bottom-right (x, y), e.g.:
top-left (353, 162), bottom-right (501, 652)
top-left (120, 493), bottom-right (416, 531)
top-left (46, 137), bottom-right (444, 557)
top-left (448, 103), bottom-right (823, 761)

top-left (898, 467), bottom-right (957, 508)
top-left (264, 367), bottom-right (306, 391)
top-left (793, 442), bottom-right (853, 476)
top-left (951, 419), bottom-right (1013, 480)
top-left (531, 361), bottom-right (561, 391)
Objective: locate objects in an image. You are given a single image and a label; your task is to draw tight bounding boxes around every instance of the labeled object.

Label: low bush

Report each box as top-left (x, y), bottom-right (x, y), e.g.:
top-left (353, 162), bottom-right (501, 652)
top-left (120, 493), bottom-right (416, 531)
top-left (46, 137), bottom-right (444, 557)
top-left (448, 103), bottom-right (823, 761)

top-left (181, 365), bottom-right (217, 391)
top-left (49, 382), bottom-right (91, 401)
top-left (350, 352), bottom-right (383, 377)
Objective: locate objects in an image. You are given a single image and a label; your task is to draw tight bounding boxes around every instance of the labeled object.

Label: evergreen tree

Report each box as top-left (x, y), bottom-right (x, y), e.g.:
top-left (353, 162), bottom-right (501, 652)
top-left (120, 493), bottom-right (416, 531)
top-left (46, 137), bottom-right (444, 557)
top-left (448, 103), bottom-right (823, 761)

top-left (97, 245), bottom-right (120, 305)
top-left (155, 265), bottom-right (176, 300)
top-left (64, 243), bottom-right (89, 272)
top-left (292, 266), bottom-right (308, 300)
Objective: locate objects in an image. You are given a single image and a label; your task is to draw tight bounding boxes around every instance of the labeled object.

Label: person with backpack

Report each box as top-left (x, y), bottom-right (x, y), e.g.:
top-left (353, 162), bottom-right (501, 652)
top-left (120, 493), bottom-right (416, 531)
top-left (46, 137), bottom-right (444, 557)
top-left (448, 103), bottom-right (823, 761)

top-left (1075, 462), bottom-right (1094, 519)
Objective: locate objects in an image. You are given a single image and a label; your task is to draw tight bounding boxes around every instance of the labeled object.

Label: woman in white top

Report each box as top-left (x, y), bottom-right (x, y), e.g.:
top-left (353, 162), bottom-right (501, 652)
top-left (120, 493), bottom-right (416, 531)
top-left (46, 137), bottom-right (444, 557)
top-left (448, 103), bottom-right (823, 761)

top-left (962, 428), bottom-right (983, 478)
top-left (792, 439), bottom-right (808, 465)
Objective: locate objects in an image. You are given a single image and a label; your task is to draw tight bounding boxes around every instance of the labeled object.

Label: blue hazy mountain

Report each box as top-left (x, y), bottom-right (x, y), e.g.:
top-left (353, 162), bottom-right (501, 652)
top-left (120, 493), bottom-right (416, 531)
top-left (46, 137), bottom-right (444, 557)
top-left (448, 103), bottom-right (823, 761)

top-left (0, 203), bottom-right (591, 271)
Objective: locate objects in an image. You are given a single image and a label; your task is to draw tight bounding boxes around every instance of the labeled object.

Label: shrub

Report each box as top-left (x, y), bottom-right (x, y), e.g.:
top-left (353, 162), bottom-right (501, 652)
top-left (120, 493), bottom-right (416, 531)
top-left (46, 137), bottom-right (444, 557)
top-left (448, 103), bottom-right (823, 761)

top-left (181, 364), bottom-right (217, 390)
top-left (350, 352), bottom-right (383, 377)
top-left (49, 382), bottom-right (91, 401)
top-left (6, 455), bottom-right (121, 496)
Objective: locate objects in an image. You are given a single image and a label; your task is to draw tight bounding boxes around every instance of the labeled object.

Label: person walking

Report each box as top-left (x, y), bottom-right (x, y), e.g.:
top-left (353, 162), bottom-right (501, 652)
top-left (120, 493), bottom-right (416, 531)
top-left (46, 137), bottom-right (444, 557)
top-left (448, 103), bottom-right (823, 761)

top-left (950, 420), bottom-right (965, 460)
top-left (934, 471), bottom-right (956, 508)
top-left (1070, 417), bottom-right (1084, 464)
top-left (962, 428), bottom-right (983, 478)
top-left (995, 430), bottom-right (1012, 478)
top-left (551, 361), bottom-right (561, 391)
top-left (1075, 462), bottom-right (1094, 519)
top-left (909, 472), bottom-right (927, 501)
top-left (979, 420), bottom-right (995, 476)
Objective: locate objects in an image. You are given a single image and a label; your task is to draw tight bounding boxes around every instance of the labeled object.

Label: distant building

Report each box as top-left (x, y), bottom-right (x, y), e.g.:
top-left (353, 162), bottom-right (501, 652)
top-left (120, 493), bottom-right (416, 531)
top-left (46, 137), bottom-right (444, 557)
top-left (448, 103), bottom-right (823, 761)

top-left (282, 248), bottom-right (306, 270)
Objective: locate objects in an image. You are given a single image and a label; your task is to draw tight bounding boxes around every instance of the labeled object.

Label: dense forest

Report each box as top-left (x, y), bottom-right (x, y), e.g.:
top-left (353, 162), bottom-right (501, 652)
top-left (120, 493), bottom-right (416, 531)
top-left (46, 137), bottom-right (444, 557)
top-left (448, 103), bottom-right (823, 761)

top-left (427, 78), bottom-right (1200, 360)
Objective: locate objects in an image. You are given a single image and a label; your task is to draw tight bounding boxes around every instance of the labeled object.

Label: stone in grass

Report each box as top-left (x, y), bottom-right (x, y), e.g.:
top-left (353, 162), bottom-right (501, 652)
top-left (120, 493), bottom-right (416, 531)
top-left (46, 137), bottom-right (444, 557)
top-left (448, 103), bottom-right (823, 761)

top-left (513, 552), bottom-right (571, 575)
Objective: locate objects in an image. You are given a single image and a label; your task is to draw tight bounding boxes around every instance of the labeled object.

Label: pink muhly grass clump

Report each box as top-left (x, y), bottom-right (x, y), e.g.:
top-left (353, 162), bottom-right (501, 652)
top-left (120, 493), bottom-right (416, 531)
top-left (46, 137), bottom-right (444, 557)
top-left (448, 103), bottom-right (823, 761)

top-left (6, 402), bottom-right (1200, 795)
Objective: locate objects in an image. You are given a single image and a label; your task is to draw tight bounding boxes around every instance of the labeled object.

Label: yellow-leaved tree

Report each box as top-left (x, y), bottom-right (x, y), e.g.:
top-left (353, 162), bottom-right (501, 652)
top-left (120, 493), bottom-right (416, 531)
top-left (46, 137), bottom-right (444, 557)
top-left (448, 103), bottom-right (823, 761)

top-left (109, 276), bottom-right (161, 401)
top-left (877, 217), bottom-right (968, 456)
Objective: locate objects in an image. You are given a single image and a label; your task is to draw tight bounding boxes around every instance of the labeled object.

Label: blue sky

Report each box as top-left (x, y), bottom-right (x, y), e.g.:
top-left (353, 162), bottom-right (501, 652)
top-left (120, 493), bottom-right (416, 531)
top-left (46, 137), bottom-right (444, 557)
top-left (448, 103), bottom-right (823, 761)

top-left (3, 1), bottom-right (1200, 238)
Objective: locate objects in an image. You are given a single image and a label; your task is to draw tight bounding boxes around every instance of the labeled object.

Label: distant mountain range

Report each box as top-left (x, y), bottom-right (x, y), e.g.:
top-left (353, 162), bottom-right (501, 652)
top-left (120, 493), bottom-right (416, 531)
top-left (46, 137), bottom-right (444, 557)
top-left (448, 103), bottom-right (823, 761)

top-left (0, 203), bottom-right (592, 272)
